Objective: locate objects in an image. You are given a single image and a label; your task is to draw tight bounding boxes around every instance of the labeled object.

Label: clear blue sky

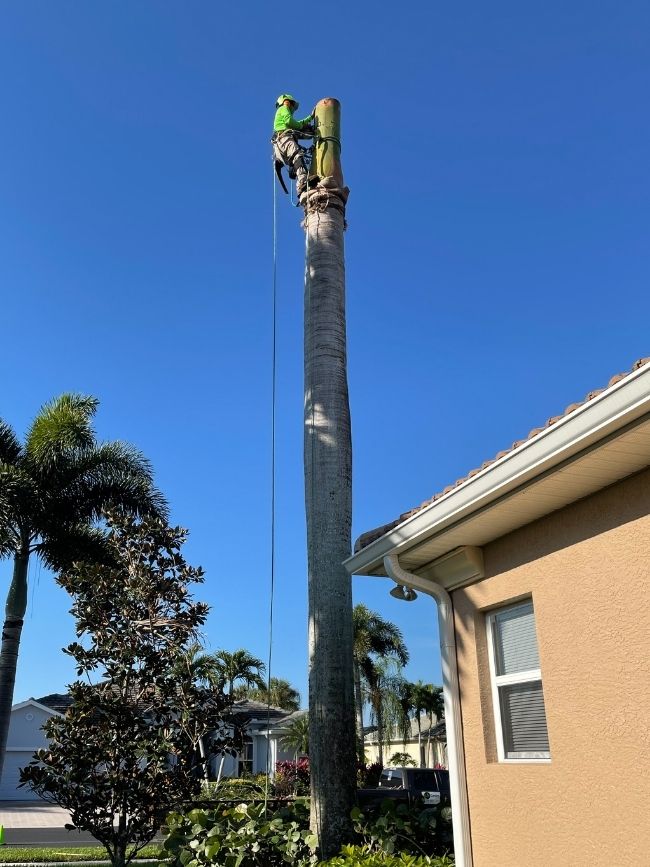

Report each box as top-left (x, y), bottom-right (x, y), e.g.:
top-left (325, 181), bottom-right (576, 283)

top-left (1, 1), bottom-right (648, 707)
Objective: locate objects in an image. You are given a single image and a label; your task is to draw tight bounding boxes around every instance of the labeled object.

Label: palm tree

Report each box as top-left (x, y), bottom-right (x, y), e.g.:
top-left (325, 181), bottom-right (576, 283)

top-left (213, 648), bottom-right (266, 696)
top-left (266, 677), bottom-right (300, 711)
top-left (365, 658), bottom-right (408, 767)
top-left (353, 604), bottom-right (409, 762)
top-left (236, 677), bottom-right (301, 711)
top-left (174, 643), bottom-right (221, 780)
top-left (0, 394), bottom-right (166, 778)
top-left (280, 713), bottom-right (309, 756)
top-left (402, 681), bottom-right (444, 767)
top-left (303, 97), bottom-right (357, 857)
top-left (425, 684), bottom-right (444, 766)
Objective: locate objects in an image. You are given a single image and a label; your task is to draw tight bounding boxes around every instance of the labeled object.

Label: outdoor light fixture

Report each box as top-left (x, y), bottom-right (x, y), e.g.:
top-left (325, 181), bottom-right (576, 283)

top-left (389, 584), bottom-right (418, 602)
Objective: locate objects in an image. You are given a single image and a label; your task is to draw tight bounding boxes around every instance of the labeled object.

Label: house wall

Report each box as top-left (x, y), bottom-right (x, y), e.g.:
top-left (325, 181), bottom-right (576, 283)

top-left (364, 738), bottom-right (447, 768)
top-left (7, 704), bottom-right (53, 749)
top-left (452, 468), bottom-right (650, 867)
top-left (0, 703), bottom-right (56, 800)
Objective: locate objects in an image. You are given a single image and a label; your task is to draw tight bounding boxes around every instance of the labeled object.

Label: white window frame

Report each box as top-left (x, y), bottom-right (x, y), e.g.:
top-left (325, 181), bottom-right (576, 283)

top-left (486, 600), bottom-right (551, 763)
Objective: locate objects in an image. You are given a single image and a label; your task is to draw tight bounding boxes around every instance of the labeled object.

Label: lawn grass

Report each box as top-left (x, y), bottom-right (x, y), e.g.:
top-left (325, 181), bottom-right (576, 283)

top-left (0, 844), bottom-right (164, 863)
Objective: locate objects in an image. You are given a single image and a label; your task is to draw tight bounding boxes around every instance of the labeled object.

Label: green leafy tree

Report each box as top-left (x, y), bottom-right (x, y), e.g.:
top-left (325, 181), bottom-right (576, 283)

top-left (388, 752), bottom-right (416, 767)
top-left (0, 394), bottom-right (166, 779)
top-left (213, 648), bottom-right (266, 696)
top-left (21, 514), bottom-right (232, 867)
top-left (280, 713), bottom-right (309, 756)
top-left (353, 604), bottom-right (409, 762)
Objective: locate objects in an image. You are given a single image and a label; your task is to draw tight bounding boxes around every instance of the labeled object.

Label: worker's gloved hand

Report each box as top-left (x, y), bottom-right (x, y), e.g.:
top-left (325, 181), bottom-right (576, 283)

top-left (302, 123), bottom-right (315, 135)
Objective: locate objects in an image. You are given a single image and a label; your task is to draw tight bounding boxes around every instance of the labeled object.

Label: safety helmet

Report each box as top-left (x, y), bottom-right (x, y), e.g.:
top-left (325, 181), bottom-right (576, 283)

top-left (276, 93), bottom-right (299, 110)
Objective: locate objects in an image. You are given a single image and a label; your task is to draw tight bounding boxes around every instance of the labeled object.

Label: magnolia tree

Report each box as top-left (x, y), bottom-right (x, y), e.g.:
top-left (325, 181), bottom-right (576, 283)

top-left (21, 514), bottom-right (233, 867)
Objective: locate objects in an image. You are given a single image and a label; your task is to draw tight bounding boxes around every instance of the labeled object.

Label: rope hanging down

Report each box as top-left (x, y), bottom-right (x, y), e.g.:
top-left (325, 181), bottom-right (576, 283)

top-left (263, 158), bottom-right (279, 813)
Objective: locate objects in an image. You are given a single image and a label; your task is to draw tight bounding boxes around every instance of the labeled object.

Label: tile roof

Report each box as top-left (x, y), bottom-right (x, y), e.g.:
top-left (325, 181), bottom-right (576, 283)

top-left (354, 356), bottom-right (650, 553)
top-left (35, 693), bottom-right (74, 713)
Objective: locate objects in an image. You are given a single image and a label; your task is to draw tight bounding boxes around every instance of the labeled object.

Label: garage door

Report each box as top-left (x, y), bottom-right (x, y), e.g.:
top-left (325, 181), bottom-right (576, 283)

top-left (0, 751), bottom-right (40, 800)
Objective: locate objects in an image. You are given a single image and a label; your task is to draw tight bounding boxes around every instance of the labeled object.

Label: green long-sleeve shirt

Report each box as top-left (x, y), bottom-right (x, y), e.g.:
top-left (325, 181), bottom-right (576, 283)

top-left (274, 105), bottom-right (313, 133)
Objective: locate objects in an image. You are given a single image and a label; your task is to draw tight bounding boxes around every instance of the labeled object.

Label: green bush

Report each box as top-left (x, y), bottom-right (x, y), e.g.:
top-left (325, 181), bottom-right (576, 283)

top-left (351, 801), bottom-right (453, 858)
top-left (319, 847), bottom-right (453, 866)
top-left (162, 801), bottom-right (318, 867)
top-left (200, 776), bottom-right (268, 802)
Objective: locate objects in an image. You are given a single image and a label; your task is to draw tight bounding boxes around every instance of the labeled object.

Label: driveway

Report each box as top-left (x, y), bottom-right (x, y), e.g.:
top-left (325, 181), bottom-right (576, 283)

top-left (0, 802), bottom-right (101, 846)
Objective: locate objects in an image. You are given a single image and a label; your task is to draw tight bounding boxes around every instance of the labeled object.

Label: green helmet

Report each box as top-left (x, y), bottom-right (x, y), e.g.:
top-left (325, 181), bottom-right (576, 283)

top-left (276, 93), bottom-right (298, 110)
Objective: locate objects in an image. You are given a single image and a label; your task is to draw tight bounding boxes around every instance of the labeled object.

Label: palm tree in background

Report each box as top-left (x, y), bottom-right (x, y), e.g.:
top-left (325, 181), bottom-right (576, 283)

top-left (365, 658), bottom-right (408, 767)
top-left (400, 680), bottom-right (445, 767)
top-left (0, 394), bottom-right (166, 779)
top-left (280, 713), bottom-right (309, 756)
top-left (175, 643), bottom-right (222, 780)
top-left (425, 684), bottom-right (444, 766)
top-left (353, 604), bottom-right (409, 762)
top-left (234, 677), bottom-right (301, 711)
top-left (213, 648), bottom-right (266, 696)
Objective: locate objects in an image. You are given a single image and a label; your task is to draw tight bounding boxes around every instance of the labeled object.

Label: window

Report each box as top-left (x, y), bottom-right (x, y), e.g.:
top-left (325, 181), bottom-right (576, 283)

top-left (486, 600), bottom-right (550, 762)
top-left (238, 738), bottom-right (254, 776)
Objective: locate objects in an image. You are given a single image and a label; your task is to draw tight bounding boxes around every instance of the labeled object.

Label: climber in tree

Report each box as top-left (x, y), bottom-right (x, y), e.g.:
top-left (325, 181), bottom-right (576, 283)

top-left (272, 93), bottom-right (314, 199)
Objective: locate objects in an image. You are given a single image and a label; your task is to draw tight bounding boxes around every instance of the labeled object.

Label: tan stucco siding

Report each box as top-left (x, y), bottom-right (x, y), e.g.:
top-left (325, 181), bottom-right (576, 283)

top-left (452, 468), bottom-right (650, 867)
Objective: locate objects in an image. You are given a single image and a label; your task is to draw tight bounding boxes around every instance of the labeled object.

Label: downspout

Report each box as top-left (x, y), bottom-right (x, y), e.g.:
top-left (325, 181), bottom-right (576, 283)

top-left (384, 553), bottom-right (473, 867)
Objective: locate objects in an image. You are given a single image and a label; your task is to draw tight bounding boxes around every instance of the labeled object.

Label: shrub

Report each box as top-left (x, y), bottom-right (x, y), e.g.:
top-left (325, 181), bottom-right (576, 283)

top-left (200, 777), bottom-right (267, 802)
top-left (351, 801), bottom-right (453, 859)
top-left (319, 847), bottom-right (454, 866)
top-left (274, 758), bottom-right (310, 796)
top-left (356, 762), bottom-right (383, 788)
top-left (162, 801), bottom-right (318, 867)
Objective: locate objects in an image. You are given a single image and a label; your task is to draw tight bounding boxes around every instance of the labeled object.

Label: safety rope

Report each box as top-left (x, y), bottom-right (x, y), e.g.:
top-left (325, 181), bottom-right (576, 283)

top-left (263, 156), bottom-right (279, 815)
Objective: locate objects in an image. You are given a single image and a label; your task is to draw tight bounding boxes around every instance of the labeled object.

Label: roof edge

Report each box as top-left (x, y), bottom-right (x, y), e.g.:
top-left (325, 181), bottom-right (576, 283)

top-left (346, 358), bottom-right (650, 576)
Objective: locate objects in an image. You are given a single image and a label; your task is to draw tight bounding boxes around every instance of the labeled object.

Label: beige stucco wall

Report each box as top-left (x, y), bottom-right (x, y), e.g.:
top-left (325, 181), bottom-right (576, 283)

top-left (452, 468), bottom-right (650, 867)
top-left (364, 737), bottom-right (447, 768)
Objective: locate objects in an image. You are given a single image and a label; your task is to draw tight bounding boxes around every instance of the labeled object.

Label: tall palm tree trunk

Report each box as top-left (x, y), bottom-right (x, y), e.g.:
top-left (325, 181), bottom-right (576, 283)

top-left (0, 547), bottom-right (30, 780)
top-left (354, 662), bottom-right (365, 763)
top-left (375, 700), bottom-right (384, 767)
top-left (304, 97), bottom-right (356, 859)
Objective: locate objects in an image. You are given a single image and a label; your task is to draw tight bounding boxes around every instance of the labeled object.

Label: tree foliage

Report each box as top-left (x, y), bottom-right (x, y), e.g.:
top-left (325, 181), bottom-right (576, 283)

top-left (353, 605), bottom-right (409, 762)
top-left (20, 514), bottom-right (231, 867)
top-left (212, 648), bottom-right (266, 696)
top-left (280, 713), bottom-right (309, 756)
top-left (236, 676), bottom-right (301, 712)
top-left (0, 394), bottom-right (166, 778)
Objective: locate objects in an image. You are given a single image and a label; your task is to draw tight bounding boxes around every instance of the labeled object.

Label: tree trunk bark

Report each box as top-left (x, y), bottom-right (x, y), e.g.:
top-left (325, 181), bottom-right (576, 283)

top-left (0, 549), bottom-right (30, 779)
top-left (304, 97), bottom-right (356, 859)
top-left (376, 701), bottom-right (384, 767)
top-left (354, 662), bottom-right (365, 763)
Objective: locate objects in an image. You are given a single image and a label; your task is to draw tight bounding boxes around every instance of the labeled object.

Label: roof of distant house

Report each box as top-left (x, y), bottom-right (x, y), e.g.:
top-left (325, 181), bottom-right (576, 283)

top-left (354, 356), bottom-right (650, 553)
top-left (36, 693), bottom-right (74, 713)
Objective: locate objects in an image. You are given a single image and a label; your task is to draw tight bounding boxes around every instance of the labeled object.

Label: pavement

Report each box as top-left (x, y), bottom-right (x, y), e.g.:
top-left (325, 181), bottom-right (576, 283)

top-left (0, 803), bottom-right (110, 846)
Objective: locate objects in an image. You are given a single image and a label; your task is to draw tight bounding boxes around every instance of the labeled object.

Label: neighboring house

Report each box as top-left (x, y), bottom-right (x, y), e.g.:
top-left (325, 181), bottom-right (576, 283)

top-left (213, 699), bottom-right (302, 778)
top-left (0, 694), bottom-right (68, 800)
top-left (1, 694), bottom-right (303, 799)
top-left (364, 715), bottom-right (447, 768)
top-left (345, 358), bottom-right (650, 867)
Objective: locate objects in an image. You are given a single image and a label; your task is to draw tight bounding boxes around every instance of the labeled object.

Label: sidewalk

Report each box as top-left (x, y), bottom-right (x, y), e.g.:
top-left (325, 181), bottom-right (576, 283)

top-left (0, 803), bottom-right (72, 829)
top-left (0, 803), bottom-right (99, 846)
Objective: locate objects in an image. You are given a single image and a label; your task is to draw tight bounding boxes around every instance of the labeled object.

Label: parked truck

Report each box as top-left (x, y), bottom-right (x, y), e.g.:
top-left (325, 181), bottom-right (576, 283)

top-left (357, 766), bottom-right (451, 811)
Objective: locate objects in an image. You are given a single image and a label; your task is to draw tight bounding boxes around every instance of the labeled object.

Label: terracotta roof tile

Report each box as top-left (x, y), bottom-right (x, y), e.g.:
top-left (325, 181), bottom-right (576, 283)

top-left (353, 356), bottom-right (650, 553)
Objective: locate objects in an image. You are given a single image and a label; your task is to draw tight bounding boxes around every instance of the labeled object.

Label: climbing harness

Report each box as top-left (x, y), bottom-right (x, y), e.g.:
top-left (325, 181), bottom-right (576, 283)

top-left (271, 130), bottom-right (315, 203)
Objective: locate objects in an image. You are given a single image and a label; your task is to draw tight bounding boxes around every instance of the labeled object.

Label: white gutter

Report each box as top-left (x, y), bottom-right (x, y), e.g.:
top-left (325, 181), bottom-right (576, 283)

top-left (347, 361), bottom-right (650, 576)
top-left (384, 553), bottom-right (473, 867)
